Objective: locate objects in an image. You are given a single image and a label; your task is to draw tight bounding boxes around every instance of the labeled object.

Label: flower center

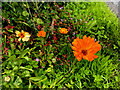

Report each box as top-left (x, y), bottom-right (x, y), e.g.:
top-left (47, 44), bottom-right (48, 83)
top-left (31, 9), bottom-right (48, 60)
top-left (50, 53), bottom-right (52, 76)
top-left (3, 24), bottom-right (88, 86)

top-left (82, 50), bottom-right (87, 55)
top-left (19, 33), bottom-right (25, 38)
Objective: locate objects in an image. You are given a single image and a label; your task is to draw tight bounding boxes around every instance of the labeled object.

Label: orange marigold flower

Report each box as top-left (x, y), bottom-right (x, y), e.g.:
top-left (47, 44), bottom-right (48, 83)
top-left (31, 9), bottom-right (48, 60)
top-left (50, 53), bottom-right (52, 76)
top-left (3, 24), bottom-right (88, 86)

top-left (59, 28), bottom-right (68, 34)
top-left (37, 31), bottom-right (46, 37)
top-left (15, 30), bottom-right (31, 42)
top-left (71, 35), bottom-right (101, 61)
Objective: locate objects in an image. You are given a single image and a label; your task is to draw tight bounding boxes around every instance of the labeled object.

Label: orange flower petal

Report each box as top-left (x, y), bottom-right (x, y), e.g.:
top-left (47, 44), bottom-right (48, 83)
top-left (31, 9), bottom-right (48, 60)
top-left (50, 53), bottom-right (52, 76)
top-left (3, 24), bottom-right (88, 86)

top-left (71, 35), bottom-right (101, 61)
top-left (37, 31), bottom-right (46, 37)
top-left (59, 28), bottom-right (68, 34)
top-left (76, 56), bottom-right (82, 61)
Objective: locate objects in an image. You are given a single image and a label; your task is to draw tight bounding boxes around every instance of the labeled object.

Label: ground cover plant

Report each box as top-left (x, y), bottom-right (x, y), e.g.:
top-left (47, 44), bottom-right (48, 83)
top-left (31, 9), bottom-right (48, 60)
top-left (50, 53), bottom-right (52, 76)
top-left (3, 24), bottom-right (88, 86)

top-left (2, 2), bottom-right (120, 88)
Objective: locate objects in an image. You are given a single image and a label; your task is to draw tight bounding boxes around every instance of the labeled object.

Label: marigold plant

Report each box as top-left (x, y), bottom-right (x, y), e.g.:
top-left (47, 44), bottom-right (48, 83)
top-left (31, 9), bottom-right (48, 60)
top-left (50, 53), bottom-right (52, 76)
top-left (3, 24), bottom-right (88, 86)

top-left (37, 31), bottom-right (46, 37)
top-left (71, 35), bottom-right (101, 61)
top-left (59, 28), bottom-right (68, 34)
top-left (15, 30), bottom-right (31, 42)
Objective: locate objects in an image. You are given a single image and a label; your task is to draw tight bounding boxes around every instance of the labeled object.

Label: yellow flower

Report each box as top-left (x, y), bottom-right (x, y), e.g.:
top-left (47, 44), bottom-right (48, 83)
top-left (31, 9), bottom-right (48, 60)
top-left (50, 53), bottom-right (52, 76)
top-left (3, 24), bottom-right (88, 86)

top-left (15, 30), bottom-right (31, 42)
top-left (59, 28), bottom-right (68, 34)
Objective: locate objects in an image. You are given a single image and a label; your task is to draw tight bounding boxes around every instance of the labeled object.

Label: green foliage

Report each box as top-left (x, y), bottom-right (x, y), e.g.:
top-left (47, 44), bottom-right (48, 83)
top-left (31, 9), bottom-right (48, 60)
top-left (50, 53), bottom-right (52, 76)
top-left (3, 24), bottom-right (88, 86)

top-left (2, 2), bottom-right (120, 89)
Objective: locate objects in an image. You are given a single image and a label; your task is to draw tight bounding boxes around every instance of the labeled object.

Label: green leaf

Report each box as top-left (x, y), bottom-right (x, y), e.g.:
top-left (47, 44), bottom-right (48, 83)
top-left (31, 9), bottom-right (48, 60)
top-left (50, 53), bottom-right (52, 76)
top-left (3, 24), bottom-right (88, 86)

top-left (117, 41), bottom-right (120, 46)
top-left (8, 55), bottom-right (16, 61)
top-left (19, 48), bottom-right (29, 58)
top-left (70, 80), bottom-right (74, 84)
top-left (93, 75), bottom-right (103, 82)
top-left (8, 49), bottom-right (12, 57)
top-left (86, 20), bottom-right (96, 30)
top-left (115, 76), bottom-right (118, 82)
top-left (22, 11), bottom-right (29, 16)
top-left (104, 35), bottom-right (107, 38)
top-left (15, 49), bottom-right (21, 54)
top-left (24, 56), bottom-right (31, 61)
top-left (14, 76), bottom-right (22, 87)
top-left (48, 53), bottom-right (54, 59)
top-left (20, 66), bottom-right (34, 72)
top-left (29, 80), bottom-right (32, 88)
top-left (65, 83), bottom-right (73, 88)
top-left (13, 66), bottom-right (18, 71)
top-left (113, 45), bottom-right (118, 49)
top-left (55, 15), bottom-right (59, 19)
top-left (10, 44), bottom-right (15, 50)
top-left (22, 71), bottom-right (31, 77)
top-left (37, 18), bottom-right (44, 24)
top-left (68, 10), bottom-right (72, 13)
top-left (8, 29), bottom-right (14, 33)
top-left (29, 75), bottom-right (46, 81)
top-left (6, 3), bottom-right (16, 12)
top-left (45, 67), bottom-right (52, 72)
top-left (51, 72), bottom-right (66, 87)
top-left (99, 26), bottom-right (105, 29)
top-left (19, 21), bottom-right (30, 27)
top-left (37, 77), bottom-right (47, 83)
